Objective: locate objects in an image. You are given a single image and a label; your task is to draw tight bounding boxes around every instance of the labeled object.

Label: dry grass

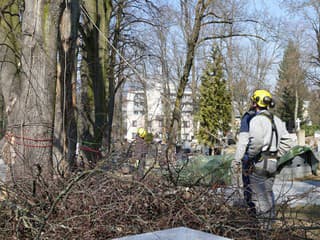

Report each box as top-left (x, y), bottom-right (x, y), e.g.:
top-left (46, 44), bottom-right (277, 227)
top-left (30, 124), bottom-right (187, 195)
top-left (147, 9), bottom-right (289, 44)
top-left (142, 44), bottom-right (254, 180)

top-left (277, 205), bottom-right (320, 239)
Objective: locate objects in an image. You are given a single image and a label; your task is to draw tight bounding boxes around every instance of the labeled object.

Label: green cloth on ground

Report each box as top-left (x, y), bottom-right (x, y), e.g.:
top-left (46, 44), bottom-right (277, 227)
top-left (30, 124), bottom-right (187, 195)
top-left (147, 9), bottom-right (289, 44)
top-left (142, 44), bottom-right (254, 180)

top-left (170, 146), bottom-right (319, 186)
top-left (173, 154), bottom-right (233, 186)
top-left (277, 145), bottom-right (319, 175)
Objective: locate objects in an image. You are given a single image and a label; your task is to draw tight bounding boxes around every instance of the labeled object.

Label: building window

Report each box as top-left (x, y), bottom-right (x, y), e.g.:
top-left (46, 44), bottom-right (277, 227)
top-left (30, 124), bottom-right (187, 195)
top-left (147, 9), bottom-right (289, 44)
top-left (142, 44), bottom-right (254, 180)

top-left (182, 121), bottom-right (190, 128)
top-left (132, 132), bottom-right (136, 139)
top-left (132, 120), bottom-right (137, 127)
top-left (133, 93), bottom-right (144, 115)
top-left (182, 134), bottom-right (189, 140)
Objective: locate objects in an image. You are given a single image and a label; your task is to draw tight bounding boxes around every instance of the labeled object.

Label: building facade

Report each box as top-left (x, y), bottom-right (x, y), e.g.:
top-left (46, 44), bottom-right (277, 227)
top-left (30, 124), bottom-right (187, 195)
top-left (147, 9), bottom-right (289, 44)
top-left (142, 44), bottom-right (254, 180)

top-left (123, 83), bottom-right (195, 142)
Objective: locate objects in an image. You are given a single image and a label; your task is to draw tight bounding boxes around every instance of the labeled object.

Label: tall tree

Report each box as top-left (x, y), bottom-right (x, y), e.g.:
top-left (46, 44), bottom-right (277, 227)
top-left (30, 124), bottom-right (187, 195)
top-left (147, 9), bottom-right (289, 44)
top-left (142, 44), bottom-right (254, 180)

top-left (79, 0), bottom-right (111, 164)
top-left (54, 1), bottom-right (80, 173)
top-left (0, 1), bottom-right (20, 145)
top-left (168, 0), bottom-right (210, 147)
top-left (0, 94), bottom-right (4, 137)
top-left (155, 7), bottom-right (172, 143)
top-left (274, 40), bottom-right (307, 131)
top-left (197, 46), bottom-right (231, 148)
top-left (167, 0), bottom-right (270, 148)
top-left (283, 1), bottom-right (320, 87)
top-left (308, 89), bottom-right (320, 126)
top-left (0, 1), bottom-right (62, 183)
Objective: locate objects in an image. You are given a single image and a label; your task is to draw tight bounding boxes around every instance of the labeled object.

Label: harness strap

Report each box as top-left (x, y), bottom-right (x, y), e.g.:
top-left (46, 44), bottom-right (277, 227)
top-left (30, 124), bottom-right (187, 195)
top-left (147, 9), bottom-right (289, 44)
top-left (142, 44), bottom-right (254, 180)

top-left (258, 111), bottom-right (279, 155)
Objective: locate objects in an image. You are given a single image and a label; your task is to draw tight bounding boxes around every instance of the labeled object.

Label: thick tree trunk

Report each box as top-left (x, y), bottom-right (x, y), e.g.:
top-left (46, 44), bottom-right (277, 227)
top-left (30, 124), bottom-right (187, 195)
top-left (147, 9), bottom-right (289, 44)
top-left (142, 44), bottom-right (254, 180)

top-left (0, 95), bottom-right (4, 136)
top-left (79, 0), bottom-right (111, 165)
top-left (54, 1), bottom-right (80, 174)
top-left (0, 1), bottom-right (20, 140)
top-left (6, 1), bottom-right (62, 183)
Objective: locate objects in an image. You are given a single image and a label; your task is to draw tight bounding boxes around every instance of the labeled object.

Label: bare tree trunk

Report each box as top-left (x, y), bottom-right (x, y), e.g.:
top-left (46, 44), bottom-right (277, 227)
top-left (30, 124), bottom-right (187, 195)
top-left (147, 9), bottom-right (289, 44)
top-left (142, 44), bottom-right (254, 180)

top-left (54, 1), bottom-right (80, 173)
top-left (79, 0), bottom-right (111, 165)
top-left (6, 1), bottom-right (62, 183)
top-left (0, 94), bottom-right (4, 136)
top-left (168, 0), bottom-right (209, 147)
top-left (157, 25), bottom-right (171, 143)
top-left (226, 25), bottom-right (237, 132)
top-left (191, 62), bottom-right (198, 138)
top-left (78, 55), bottom-right (95, 165)
top-left (112, 45), bottom-right (127, 143)
top-left (294, 88), bottom-right (299, 129)
top-left (106, 0), bottom-right (122, 152)
top-left (0, 1), bottom-right (20, 140)
top-left (140, 63), bottom-right (149, 130)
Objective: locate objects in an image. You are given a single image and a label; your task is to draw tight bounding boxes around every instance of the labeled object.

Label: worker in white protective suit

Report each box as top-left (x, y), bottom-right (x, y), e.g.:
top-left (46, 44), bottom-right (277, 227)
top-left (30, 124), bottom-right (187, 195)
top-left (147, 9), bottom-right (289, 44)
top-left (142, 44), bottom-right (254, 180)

top-left (231, 108), bottom-right (255, 206)
top-left (244, 89), bottom-right (293, 229)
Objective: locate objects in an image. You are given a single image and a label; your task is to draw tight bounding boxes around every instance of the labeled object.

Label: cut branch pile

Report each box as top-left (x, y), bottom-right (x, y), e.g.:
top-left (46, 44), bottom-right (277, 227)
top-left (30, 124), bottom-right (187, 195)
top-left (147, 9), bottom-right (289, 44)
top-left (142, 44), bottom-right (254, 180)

top-left (0, 169), bottom-right (318, 240)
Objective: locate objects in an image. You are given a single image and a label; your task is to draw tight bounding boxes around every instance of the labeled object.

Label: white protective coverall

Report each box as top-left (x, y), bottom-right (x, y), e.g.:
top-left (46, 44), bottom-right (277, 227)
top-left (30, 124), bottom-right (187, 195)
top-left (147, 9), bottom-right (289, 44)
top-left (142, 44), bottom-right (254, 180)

top-left (231, 111), bottom-right (255, 203)
top-left (246, 109), bottom-right (293, 227)
top-left (232, 132), bottom-right (248, 189)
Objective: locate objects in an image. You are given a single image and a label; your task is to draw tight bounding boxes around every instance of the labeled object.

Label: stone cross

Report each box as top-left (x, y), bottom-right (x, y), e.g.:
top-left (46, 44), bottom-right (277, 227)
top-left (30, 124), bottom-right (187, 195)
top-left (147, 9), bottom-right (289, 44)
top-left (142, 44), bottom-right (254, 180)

top-left (296, 118), bottom-right (301, 131)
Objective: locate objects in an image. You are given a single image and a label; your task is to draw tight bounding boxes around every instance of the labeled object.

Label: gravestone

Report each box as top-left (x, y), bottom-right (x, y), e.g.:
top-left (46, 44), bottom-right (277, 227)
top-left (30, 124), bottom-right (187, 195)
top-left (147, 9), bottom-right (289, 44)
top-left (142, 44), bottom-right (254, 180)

top-left (277, 155), bottom-right (312, 181)
top-left (315, 131), bottom-right (320, 152)
top-left (113, 227), bottom-right (231, 240)
top-left (297, 130), bottom-right (305, 146)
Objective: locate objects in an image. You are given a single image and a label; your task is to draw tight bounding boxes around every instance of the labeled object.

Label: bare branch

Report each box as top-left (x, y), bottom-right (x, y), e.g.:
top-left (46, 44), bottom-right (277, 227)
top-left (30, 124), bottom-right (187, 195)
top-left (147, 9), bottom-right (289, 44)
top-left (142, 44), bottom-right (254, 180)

top-left (200, 33), bottom-right (266, 43)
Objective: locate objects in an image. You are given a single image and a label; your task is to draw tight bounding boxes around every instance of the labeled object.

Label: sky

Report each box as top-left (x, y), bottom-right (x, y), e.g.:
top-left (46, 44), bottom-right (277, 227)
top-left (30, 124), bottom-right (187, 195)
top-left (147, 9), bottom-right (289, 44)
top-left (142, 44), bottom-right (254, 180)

top-left (250, 0), bottom-right (292, 89)
top-left (253, 0), bottom-right (286, 18)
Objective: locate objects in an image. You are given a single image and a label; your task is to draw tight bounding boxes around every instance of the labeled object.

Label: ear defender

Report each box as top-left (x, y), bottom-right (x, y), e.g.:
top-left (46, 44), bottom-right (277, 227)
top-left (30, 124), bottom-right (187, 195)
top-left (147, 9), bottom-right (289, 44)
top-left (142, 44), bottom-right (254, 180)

top-left (269, 99), bottom-right (275, 108)
top-left (263, 96), bottom-right (275, 108)
top-left (263, 96), bottom-right (271, 104)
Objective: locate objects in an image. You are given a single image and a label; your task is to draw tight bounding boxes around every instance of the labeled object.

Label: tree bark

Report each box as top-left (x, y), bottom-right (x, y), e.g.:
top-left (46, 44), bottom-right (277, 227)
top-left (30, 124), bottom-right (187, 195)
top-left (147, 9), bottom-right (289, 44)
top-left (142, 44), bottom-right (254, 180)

top-left (5, 1), bottom-right (62, 183)
top-left (54, 1), bottom-right (80, 173)
top-left (106, 0), bottom-right (122, 152)
top-left (168, 0), bottom-right (209, 147)
top-left (79, 0), bottom-right (112, 165)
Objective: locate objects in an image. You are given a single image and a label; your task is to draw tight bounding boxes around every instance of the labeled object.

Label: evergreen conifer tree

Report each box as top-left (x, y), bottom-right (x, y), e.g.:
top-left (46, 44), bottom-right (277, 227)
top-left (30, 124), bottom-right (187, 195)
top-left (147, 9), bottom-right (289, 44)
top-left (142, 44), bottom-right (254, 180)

top-left (197, 46), bottom-right (232, 150)
top-left (275, 40), bottom-right (306, 131)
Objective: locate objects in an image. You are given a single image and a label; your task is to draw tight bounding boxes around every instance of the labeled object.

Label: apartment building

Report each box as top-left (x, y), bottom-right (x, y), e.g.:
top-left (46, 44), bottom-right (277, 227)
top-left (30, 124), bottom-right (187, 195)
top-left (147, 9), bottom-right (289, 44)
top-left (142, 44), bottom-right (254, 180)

top-left (123, 83), bottom-right (195, 142)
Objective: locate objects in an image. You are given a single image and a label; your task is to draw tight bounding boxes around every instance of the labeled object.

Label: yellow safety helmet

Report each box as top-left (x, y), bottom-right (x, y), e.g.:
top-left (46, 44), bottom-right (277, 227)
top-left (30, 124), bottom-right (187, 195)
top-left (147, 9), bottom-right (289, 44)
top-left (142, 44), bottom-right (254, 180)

top-left (137, 127), bottom-right (147, 138)
top-left (251, 89), bottom-right (274, 108)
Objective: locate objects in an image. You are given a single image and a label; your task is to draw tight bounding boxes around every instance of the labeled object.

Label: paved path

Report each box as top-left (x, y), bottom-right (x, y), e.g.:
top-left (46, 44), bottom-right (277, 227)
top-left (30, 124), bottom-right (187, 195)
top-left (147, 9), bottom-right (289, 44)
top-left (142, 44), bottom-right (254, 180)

top-left (273, 178), bottom-right (320, 206)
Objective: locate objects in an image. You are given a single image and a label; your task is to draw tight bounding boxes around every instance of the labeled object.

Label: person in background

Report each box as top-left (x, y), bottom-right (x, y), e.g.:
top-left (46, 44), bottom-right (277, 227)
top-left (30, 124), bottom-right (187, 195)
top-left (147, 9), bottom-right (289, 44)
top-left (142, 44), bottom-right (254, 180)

top-left (244, 89), bottom-right (292, 229)
top-left (133, 127), bottom-right (148, 178)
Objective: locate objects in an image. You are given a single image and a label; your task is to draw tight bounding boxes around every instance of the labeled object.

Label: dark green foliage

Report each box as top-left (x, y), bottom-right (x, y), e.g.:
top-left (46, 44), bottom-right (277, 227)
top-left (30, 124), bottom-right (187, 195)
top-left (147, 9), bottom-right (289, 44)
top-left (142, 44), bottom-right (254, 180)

top-left (274, 40), bottom-right (306, 131)
top-left (276, 87), bottom-right (300, 130)
top-left (197, 46), bottom-right (232, 147)
top-left (144, 132), bottom-right (154, 144)
top-left (301, 124), bottom-right (320, 137)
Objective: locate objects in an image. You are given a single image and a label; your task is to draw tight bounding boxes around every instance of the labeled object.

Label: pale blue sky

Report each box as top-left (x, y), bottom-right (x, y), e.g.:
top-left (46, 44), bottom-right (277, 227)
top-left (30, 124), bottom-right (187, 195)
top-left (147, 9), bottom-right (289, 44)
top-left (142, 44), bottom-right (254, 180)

top-left (253, 0), bottom-right (286, 18)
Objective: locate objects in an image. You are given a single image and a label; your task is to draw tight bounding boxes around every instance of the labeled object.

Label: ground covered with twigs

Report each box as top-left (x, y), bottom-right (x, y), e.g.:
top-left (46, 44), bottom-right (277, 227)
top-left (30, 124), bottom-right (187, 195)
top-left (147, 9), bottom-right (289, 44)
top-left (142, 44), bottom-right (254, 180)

top-left (0, 167), bottom-right (319, 240)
